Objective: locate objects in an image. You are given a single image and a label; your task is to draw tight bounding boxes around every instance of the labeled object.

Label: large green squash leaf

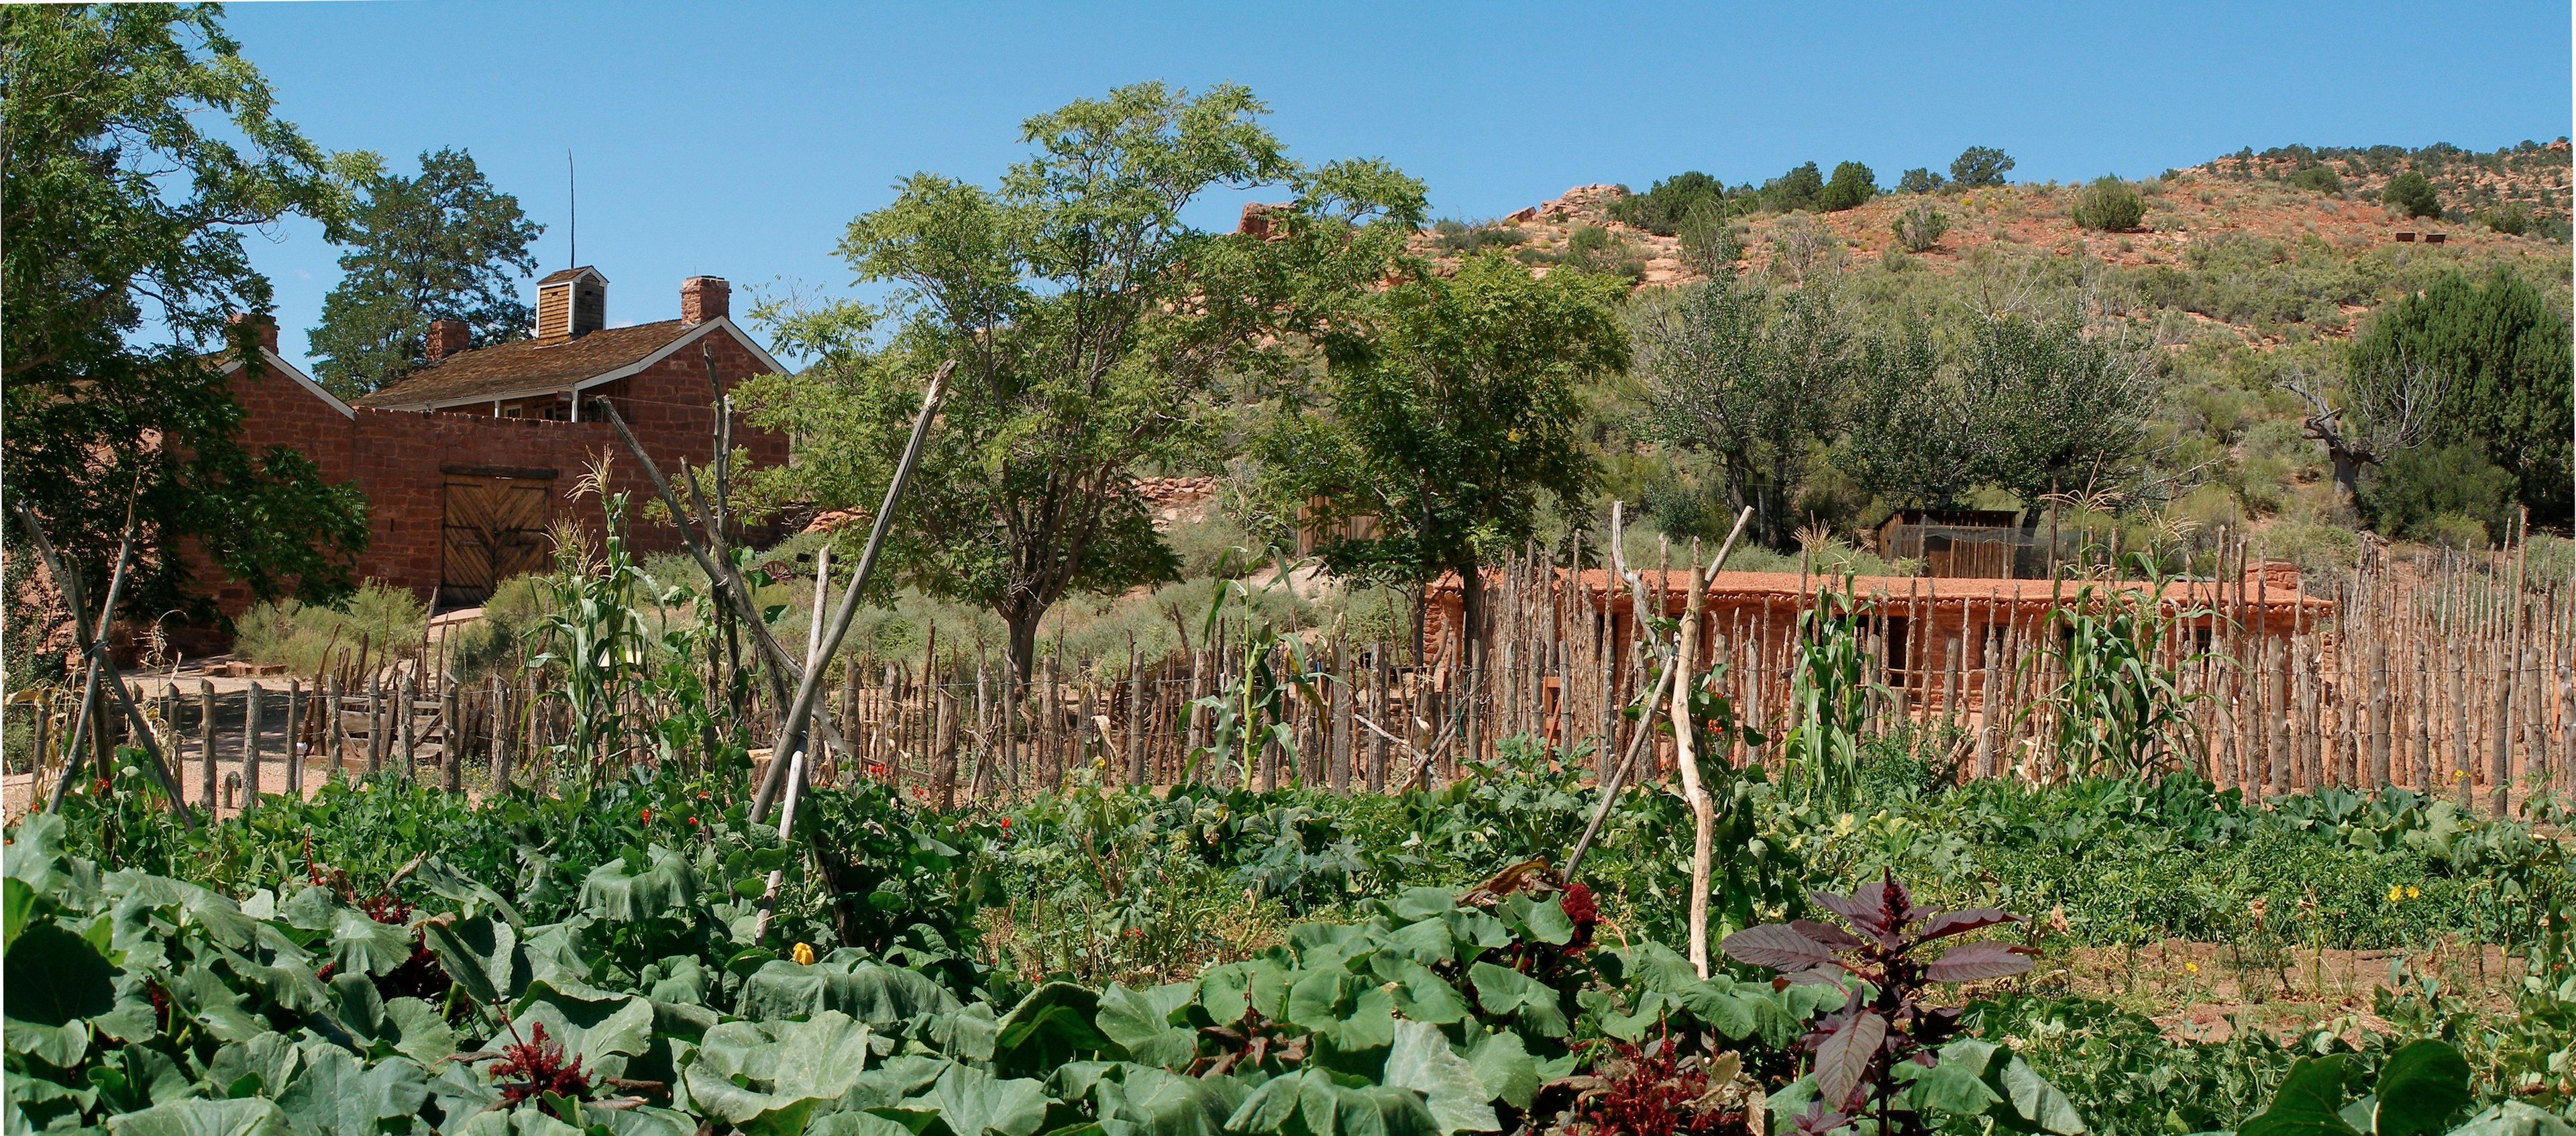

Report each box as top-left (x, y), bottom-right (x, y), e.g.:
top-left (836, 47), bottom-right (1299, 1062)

top-left (103, 1097), bottom-right (290, 1136)
top-left (273, 1043), bottom-right (429, 1136)
top-left (921, 1064), bottom-right (1052, 1136)
top-left (578, 848), bottom-right (698, 923)
top-left (737, 960), bottom-right (961, 1025)
top-left (1383, 1021), bottom-right (1497, 1135)
top-left (6, 919), bottom-right (114, 1026)
top-left (994, 982), bottom-right (1117, 1076)
top-left (1096, 983), bottom-right (1198, 1070)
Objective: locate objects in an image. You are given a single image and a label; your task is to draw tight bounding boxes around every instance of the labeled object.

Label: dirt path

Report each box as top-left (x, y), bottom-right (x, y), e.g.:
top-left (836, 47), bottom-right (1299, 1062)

top-left (2041, 936), bottom-right (2520, 1043)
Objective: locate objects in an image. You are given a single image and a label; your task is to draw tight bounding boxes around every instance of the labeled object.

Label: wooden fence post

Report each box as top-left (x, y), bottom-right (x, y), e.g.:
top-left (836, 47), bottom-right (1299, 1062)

top-left (442, 676), bottom-right (462, 792)
top-left (284, 680), bottom-right (303, 800)
top-left (197, 680), bottom-right (217, 809)
top-left (241, 680), bottom-right (263, 808)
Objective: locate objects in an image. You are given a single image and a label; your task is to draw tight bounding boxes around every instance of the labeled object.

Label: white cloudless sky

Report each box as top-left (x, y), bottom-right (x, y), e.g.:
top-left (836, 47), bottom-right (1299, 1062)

top-left (223, 0), bottom-right (2575, 370)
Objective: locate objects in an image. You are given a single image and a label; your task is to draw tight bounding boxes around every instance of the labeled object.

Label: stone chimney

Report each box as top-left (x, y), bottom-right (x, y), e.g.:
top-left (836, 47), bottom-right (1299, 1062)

top-left (227, 312), bottom-right (278, 356)
top-left (425, 318), bottom-right (471, 362)
top-left (680, 276), bottom-right (729, 326)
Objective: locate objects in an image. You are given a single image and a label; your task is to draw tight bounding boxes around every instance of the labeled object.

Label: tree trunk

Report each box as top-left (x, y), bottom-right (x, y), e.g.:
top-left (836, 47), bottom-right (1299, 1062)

top-left (1002, 598), bottom-right (1046, 688)
top-left (1456, 557), bottom-right (1487, 664)
top-left (2328, 450), bottom-right (2364, 513)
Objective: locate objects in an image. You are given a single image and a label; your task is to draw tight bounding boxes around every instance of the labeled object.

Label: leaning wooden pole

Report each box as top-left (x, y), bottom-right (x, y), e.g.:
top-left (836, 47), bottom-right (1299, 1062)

top-left (1672, 544), bottom-right (1715, 979)
top-left (13, 501), bottom-right (196, 829)
top-left (1566, 505), bottom-right (1752, 881)
top-left (751, 360), bottom-right (953, 824)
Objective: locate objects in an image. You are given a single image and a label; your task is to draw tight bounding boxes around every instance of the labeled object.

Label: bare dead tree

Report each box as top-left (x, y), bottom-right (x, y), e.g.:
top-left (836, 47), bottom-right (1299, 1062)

top-left (2282, 354), bottom-right (2450, 510)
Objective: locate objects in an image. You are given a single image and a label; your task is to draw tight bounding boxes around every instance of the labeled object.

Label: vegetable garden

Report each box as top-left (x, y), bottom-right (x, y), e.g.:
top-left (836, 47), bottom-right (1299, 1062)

top-left (11, 490), bottom-right (2576, 1135)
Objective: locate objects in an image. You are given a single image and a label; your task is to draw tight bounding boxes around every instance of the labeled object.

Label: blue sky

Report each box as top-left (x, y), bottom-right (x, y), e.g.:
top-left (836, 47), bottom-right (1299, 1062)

top-left (228, 0), bottom-right (2573, 370)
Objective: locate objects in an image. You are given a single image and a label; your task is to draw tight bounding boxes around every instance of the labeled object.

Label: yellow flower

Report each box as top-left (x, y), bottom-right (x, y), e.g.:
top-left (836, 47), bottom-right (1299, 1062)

top-left (2406, 885), bottom-right (2420, 900)
top-left (2184, 962), bottom-right (2200, 974)
top-left (2387, 884), bottom-right (2405, 903)
top-left (792, 942), bottom-right (816, 966)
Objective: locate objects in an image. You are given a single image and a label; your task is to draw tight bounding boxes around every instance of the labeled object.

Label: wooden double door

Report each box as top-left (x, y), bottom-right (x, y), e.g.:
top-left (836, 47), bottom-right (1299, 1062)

top-left (440, 468), bottom-right (554, 606)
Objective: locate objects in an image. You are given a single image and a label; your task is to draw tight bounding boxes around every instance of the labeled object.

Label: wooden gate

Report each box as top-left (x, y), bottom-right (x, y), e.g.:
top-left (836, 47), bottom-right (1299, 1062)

top-left (440, 468), bottom-right (553, 606)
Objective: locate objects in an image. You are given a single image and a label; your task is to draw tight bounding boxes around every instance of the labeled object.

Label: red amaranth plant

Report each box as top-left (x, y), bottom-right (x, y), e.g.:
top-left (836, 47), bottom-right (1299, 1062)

top-left (1574, 1041), bottom-right (1751, 1136)
top-left (1560, 880), bottom-right (1600, 946)
top-left (1719, 870), bottom-right (2032, 1136)
top-left (491, 1021), bottom-right (593, 1111)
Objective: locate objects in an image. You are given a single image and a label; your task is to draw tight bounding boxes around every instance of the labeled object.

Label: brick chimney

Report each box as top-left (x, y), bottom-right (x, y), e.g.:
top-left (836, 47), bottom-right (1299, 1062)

top-left (227, 312), bottom-right (278, 356)
top-left (680, 276), bottom-right (729, 326)
top-left (425, 318), bottom-right (471, 362)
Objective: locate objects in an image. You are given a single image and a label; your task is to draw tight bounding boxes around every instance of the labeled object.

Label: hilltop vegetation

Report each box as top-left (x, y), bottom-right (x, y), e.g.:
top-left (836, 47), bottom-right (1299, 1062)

top-left (1402, 142), bottom-right (2572, 573)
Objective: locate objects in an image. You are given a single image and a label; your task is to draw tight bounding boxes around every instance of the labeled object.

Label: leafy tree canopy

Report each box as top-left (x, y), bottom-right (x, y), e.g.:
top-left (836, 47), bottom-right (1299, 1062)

top-left (1260, 254), bottom-right (1628, 650)
top-left (1607, 170), bottom-right (1724, 236)
top-left (1837, 313), bottom-right (2150, 510)
top-left (0, 5), bottom-right (369, 619)
top-left (741, 82), bottom-right (1426, 681)
top-left (1635, 274), bottom-right (1851, 550)
top-left (307, 147), bottom-right (543, 396)
top-left (2382, 170), bottom-right (2442, 218)
top-left (1819, 161), bottom-right (1877, 211)
top-left (2351, 268), bottom-right (2573, 521)
top-left (1949, 146), bottom-right (2015, 188)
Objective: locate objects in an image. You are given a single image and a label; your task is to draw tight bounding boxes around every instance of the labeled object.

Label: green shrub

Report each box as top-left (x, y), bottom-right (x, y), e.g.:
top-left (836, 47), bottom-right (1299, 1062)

top-left (1766, 161), bottom-right (1825, 211)
top-left (1891, 199), bottom-right (1949, 252)
top-left (447, 572), bottom-right (559, 679)
top-left (2070, 175), bottom-right (2146, 231)
top-left (233, 579), bottom-right (428, 674)
top-left (2254, 513), bottom-right (2361, 574)
top-left (1675, 201), bottom-right (1739, 275)
top-left (1431, 217), bottom-right (1529, 254)
top-left (2288, 163), bottom-right (2345, 195)
top-left (1949, 145), bottom-right (2014, 187)
top-left (2480, 203), bottom-right (2532, 236)
top-left (2382, 170), bottom-right (2441, 217)
top-left (1606, 171), bottom-right (1724, 236)
top-left (2419, 511), bottom-right (2490, 550)
top-left (1819, 160), bottom-right (1877, 211)
top-left (1561, 225), bottom-right (1646, 280)
top-left (1165, 509), bottom-right (1263, 579)
top-left (2362, 442), bottom-right (2516, 544)
top-left (1895, 166), bottom-right (1945, 194)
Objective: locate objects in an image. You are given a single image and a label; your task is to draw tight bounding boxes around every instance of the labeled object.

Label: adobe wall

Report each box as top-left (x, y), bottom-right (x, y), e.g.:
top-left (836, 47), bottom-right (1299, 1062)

top-left (206, 335), bottom-right (785, 623)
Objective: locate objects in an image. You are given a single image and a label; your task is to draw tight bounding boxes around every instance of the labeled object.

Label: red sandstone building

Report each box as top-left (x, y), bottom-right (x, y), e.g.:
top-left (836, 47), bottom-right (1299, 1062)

top-left (215, 268), bottom-right (786, 614)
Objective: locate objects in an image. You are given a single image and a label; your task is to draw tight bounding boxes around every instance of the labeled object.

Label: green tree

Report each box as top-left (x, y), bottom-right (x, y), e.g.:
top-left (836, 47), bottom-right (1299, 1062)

top-left (1819, 160), bottom-right (1876, 211)
top-left (1266, 254), bottom-right (1627, 654)
top-left (307, 148), bottom-right (542, 396)
top-left (1966, 314), bottom-right (2151, 505)
top-left (748, 83), bottom-right (1424, 682)
top-left (2361, 443), bottom-right (2516, 546)
top-left (2288, 163), bottom-right (2344, 195)
top-left (1608, 170), bottom-right (1723, 236)
top-left (1675, 200), bottom-right (1739, 276)
top-left (2382, 170), bottom-right (2441, 218)
top-left (2351, 268), bottom-right (2573, 519)
top-left (1837, 314), bottom-right (2148, 509)
top-left (1766, 162), bottom-right (1825, 211)
top-left (1636, 274), bottom-right (1851, 549)
top-left (1, 5), bottom-right (369, 619)
top-left (1949, 146), bottom-right (2015, 188)
top-left (1895, 166), bottom-right (1945, 194)
top-left (1891, 199), bottom-right (1949, 252)
top-left (1837, 321), bottom-right (1982, 507)
top-left (2070, 175), bottom-right (2145, 231)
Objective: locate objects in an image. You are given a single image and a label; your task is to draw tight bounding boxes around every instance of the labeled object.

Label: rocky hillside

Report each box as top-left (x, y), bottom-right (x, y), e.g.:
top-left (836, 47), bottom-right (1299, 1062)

top-left (1411, 142), bottom-right (2571, 340)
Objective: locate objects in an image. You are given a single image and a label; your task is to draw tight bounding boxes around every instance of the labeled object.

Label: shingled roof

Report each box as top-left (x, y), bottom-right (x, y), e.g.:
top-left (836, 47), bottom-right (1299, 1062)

top-left (353, 319), bottom-right (699, 409)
